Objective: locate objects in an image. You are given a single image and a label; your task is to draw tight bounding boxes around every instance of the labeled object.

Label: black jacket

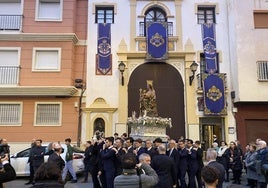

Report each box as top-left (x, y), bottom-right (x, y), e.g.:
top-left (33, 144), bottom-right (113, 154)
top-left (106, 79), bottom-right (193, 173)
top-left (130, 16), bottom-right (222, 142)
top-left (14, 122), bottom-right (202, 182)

top-left (0, 162), bottom-right (16, 188)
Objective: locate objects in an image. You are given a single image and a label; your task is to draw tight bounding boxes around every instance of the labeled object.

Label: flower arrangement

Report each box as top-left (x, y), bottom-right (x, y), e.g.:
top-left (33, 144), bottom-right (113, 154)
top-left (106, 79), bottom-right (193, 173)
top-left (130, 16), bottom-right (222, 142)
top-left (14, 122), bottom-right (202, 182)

top-left (127, 115), bottom-right (172, 128)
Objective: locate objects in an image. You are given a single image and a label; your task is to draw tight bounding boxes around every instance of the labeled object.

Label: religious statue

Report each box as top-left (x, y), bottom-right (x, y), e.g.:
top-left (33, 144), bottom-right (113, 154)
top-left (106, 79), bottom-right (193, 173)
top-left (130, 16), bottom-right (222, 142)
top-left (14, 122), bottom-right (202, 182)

top-left (139, 80), bottom-right (158, 117)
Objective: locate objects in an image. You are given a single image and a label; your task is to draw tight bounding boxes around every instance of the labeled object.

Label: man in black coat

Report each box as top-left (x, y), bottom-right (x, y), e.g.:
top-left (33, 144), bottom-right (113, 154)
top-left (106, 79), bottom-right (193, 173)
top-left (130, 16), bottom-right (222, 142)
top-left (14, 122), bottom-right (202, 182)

top-left (125, 137), bottom-right (134, 154)
top-left (47, 143), bottom-right (65, 172)
top-left (31, 139), bottom-right (45, 181)
top-left (151, 144), bottom-right (177, 188)
top-left (186, 139), bottom-right (198, 188)
top-left (206, 148), bottom-right (225, 188)
top-left (0, 155), bottom-right (16, 188)
top-left (145, 139), bottom-right (157, 159)
top-left (83, 140), bottom-right (93, 183)
top-left (194, 140), bottom-right (204, 188)
top-left (114, 138), bottom-right (126, 176)
top-left (177, 140), bottom-right (188, 188)
top-left (100, 137), bottom-right (117, 188)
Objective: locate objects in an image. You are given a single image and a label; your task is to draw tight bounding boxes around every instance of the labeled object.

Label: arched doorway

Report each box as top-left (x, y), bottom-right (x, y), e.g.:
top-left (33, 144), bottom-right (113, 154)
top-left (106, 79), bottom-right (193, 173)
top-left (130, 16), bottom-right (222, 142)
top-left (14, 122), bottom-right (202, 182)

top-left (128, 62), bottom-right (185, 139)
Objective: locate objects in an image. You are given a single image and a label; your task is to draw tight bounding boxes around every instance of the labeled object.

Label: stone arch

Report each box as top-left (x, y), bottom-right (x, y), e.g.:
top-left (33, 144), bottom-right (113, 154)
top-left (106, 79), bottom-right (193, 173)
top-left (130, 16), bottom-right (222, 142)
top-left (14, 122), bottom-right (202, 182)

top-left (139, 1), bottom-right (173, 18)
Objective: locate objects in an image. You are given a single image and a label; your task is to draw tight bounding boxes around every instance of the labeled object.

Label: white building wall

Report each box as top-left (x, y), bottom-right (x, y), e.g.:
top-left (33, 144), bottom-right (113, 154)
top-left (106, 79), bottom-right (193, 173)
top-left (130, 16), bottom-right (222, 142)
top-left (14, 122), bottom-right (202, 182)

top-left (228, 0), bottom-right (268, 102)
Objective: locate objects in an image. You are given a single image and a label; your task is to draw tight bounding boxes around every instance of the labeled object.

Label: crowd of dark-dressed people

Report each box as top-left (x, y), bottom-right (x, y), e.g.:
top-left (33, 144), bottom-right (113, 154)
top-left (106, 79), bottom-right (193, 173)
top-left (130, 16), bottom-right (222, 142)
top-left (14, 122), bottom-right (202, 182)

top-left (0, 135), bottom-right (268, 188)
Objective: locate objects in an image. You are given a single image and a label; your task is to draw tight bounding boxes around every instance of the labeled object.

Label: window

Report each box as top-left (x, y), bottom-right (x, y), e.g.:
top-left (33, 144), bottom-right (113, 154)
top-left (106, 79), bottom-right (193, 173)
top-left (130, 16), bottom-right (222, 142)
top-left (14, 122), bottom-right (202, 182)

top-left (0, 103), bottom-right (22, 126)
top-left (0, 1), bottom-right (22, 30)
top-left (254, 11), bottom-right (268, 28)
top-left (36, 0), bottom-right (62, 21)
top-left (0, 48), bottom-right (20, 85)
top-left (257, 61), bottom-right (268, 81)
top-left (197, 7), bottom-right (215, 24)
top-left (32, 48), bottom-right (61, 71)
top-left (35, 103), bottom-right (62, 126)
top-left (142, 7), bottom-right (167, 36)
top-left (95, 7), bottom-right (114, 23)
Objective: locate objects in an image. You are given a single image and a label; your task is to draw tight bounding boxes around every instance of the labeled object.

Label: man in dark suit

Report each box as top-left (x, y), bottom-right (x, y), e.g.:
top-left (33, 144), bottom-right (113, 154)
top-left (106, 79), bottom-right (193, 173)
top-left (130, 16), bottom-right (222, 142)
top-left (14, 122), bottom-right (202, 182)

top-left (178, 140), bottom-right (188, 188)
top-left (114, 138), bottom-right (126, 176)
top-left (31, 139), bottom-right (45, 184)
top-left (100, 137), bottom-right (117, 188)
top-left (133, 138), bottom-right (146, 161)
top-left (151, 144), bottom-right (177, 188)
top-left (194, 140), bottom-right (204, 188)
top-left (206, 148), bottom-right (225, 188)
top-left (145, 139), bottom-right (157, 159)
top-left (125, 137), bottom-right (134, 154)
top-left (167, 139), bottom-right (179, 188)
top-left (186, 139), bottom-right (198, 188)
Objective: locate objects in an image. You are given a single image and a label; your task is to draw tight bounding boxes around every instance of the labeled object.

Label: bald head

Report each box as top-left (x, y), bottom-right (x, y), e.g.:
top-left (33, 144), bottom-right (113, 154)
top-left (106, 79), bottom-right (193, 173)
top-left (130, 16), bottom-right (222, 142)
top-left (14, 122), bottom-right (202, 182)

top-left (206, 148), bottom-right (217, 161)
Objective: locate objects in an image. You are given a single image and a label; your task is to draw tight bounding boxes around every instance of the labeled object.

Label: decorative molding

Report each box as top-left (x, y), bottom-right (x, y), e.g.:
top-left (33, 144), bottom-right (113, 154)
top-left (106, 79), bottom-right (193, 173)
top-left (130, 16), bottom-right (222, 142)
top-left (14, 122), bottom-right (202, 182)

top-left (0, 33), bottom-right (79, 44)
top-left (0, 86), bottom-right (78, 96)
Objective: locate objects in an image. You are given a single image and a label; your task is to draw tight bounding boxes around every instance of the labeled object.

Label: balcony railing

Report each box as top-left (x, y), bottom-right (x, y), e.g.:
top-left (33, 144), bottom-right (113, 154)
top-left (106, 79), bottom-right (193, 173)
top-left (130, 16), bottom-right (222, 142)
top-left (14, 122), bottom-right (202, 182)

top-left (139, 22), bottom-right (173, 37)
top-left (0, 15), bottom-right (23, 30)
top-left (0, 66), bottom-right (20, 85)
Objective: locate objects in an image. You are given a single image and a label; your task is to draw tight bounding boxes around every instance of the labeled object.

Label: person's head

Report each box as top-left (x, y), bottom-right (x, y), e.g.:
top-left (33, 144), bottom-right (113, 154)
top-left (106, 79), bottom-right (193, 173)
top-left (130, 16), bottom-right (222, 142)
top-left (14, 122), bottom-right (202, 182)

top-left (201, 166), bottom-right (219, 187)
top-left (35, 139), bottom-right (42, 147)
top-left (134, 138), bottom-right (143, 148)
top-left (0, 138), bottom-right (8, 145)
top-left (105, 137), bottom-right (114, 148)
top-left (121, 133), bottom-right (127, 139)
top-left (139, 153), bottom-right (151, 165)
top-left (258, 140), bottom-right (267, 149)
top-left (34, 162), bottom-right (62, 182)
top-left (194, 140), bottom-right (201, 148)
top-left (206, 148), bottom-right (217, 161)
top-left (213, 135), bottom-right (217, 139)
top-left (85, 140), bottom-right (91, 148)
top-left (220, 141), bottom-right (227, 147)
top-left (229, 141), bottom-right (236, 149)
top-left (53, 143), bottom-right (63, 154)
top-left (178, 140), bottom-right (185, 149)
top-left (145, 139), bottom-right (153, 149)
top-left (114, 132), bottom-right (119, 138)
top-left (249, 143), bottom-right (257, 152)
top-left (125, 137), bottom-right (134, 148)
top-left (114, 138), bottom-right (124, 148)
top-left (65, 138), bottom-right (71, 145)
top-left (121, 153), bottom-right (137, 169)
top-left (169, 139), bottom-right (176, 149)
top-left (212, 142), bottom-right (218, 148)
top-left (157, 144), bottom-right (166, 154)
top-left (187, 139), bottom-right (194, 148)
top-left (153, 138), bottom-right (162, 147)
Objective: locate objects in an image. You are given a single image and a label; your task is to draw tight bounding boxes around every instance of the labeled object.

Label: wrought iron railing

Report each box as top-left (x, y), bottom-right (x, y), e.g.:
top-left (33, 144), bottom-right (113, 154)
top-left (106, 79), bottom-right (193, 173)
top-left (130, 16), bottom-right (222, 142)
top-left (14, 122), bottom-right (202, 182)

top-left (0, 66), bottom-right (20, 85)
top-left (139, 22), bottom-right (173, 37)
top-left (0, 15), bottom-right (23, 30)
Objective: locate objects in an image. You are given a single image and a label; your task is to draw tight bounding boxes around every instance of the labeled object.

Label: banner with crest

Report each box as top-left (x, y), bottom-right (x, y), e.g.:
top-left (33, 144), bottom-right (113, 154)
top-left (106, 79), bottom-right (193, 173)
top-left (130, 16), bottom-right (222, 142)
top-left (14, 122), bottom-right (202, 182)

top-left (201, 23), bottom-right (217, 73)
top-left (146, 22), bottom-right (168, 60)
top-left (203, 74), bottom-right (227, 116)
top-left (96, 23), bottom-right (112, 75)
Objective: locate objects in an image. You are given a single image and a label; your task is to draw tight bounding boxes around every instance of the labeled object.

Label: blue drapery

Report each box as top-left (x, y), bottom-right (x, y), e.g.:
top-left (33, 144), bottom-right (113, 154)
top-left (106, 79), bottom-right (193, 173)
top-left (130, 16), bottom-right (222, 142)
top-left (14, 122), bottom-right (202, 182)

top-left (203, 74), bottom-right (227, 116)
top-left (146, 22), bottom-right (168, 60)
top-left (96, 23), bottom-right (112, 75)
top-left (202, 23), bottom-right (217, 73)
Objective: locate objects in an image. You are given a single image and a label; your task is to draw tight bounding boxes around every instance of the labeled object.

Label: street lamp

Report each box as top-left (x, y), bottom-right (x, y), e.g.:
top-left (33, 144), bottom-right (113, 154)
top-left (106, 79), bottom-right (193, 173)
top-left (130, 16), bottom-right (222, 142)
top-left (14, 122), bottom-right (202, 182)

top-left (118, 61), bottom-right (126, 86)
top-left (189, 61), bottom-right (198, 86)
top-left (74, 79), bottom-right (86, 147)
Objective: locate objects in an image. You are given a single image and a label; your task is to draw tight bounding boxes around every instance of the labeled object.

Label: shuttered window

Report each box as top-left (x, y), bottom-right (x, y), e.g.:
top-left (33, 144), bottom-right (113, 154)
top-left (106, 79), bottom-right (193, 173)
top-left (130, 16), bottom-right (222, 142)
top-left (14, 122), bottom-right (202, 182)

top-left (257, 61), bottom-right (268, 81)
top-left (35, 103), bottom-right (61, 126)
top-left (0, 103), bottom-right (22, 125)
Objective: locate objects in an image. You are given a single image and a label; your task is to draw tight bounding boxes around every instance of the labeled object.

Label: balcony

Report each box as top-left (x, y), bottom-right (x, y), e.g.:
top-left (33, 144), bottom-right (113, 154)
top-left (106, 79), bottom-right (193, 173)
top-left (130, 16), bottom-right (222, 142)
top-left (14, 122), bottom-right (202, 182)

top-left (139, 22), bottom-right (173, 37)
top-left (0, 66), bottom-right (20, 85)
top-left (0, 15), bottom-right (23, 31)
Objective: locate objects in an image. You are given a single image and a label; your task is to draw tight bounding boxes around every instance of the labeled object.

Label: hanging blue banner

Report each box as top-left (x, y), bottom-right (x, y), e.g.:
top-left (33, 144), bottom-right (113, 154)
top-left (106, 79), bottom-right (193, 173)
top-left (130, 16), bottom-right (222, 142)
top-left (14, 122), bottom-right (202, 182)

top-left (201, 23), bottom-right (217, 73)
top-left (203, 74), bottom-right (227, 116)
top-left (146, 22), bottom-right (168, 60)
top-left (96, 23), bottom-right (112, 75)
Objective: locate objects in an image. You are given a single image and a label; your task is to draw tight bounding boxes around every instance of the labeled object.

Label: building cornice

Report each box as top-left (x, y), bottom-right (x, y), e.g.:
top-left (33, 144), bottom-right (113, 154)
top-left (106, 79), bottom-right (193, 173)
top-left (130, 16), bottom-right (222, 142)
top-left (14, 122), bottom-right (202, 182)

top-left (0, 86), bottom-right (78, 97)
top-left (0, 33), bottom-right (79, 44)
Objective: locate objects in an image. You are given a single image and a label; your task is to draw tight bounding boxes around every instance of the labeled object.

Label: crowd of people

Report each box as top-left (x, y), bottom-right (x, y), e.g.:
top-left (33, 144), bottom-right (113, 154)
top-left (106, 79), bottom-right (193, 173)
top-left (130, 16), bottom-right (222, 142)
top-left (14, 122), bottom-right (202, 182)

top-left (0, 135), bottom-right (268, 188)
top-left (79, 133), bottom-right (268, 188)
